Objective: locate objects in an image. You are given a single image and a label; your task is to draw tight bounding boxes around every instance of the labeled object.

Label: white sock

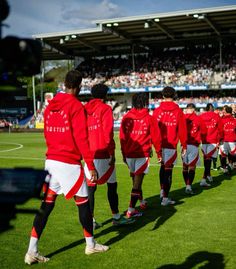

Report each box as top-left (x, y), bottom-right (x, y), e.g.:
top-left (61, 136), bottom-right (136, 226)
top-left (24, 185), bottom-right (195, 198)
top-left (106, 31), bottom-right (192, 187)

top-left (112, 213), bottom-right (121, 220)
top-left (85, 237), bottom-right (95, 248)
top-left (27, 237), bottom-right (38, 254)
top-left (186, 184), bottom-right (191, 190)
top-left (128, 207), bottom-right (135, 213)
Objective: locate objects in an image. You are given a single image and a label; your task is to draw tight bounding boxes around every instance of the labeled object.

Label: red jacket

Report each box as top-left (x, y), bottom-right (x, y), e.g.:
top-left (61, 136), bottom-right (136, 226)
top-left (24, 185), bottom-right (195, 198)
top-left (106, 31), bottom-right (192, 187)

top-left (199, 111), bottom-right (223, 144)
top-left (220, 114), bottom-right (236, 142)
top-left (85, 99), bottom-right (115, 159)
top-left (44, 92), bottom-right (94, 170)
top-left (185, 111), bottom-right (207, 146)
top-left (153, 101), bottom-right (187, 149)
top-left (120, 108), bottom-right (162, 158)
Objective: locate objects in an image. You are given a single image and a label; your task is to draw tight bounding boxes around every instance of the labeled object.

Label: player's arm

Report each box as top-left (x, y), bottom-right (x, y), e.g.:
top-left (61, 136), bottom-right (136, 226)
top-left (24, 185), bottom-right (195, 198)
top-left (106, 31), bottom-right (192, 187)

top-left (178, 111), bottom-right (187, 156)
top-left (72, 105), bottom-right (95, 171)
top-left (119, 117), bottom-right (127, 163)
top-left (217, 115), bottom-right (224, 144)
top-left (150, 115), bottom-right (162, 162)
top-left (102, 106), bottom-right (116, 164)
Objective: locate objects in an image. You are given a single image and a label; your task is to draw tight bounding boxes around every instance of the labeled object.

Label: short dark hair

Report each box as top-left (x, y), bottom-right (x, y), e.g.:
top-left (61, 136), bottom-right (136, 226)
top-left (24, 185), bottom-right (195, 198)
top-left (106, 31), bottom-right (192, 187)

top-left (64, 70), bottom-right (82, 89)
top-left (206, 103), bottom-right (214, 111)
top-left (132, 93), bottom-right (149, 109)
top-left (162, 86), bottom-right (176, 99)
top-left (186, 103), bottom-right (196, 109)
top-left (91, 83), bottom-right (109, 99)
top-left (225, 106), bottom-right (232, 114)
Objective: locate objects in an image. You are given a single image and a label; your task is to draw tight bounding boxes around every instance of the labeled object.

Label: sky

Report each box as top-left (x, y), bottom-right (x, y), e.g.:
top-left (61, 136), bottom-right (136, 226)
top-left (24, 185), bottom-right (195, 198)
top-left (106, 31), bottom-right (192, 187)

top-left (2, 0), bottom-right (236, 38)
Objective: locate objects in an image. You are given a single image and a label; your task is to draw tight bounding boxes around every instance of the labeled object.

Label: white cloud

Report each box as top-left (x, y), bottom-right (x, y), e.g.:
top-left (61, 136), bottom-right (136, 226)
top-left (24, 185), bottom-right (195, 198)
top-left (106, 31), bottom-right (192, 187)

top-left (59, 0), bottom-right (124, 29)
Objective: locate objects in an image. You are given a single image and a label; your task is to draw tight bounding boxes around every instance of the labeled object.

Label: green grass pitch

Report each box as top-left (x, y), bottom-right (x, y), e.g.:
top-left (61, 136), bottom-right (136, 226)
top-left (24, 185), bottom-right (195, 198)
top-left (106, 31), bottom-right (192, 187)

top-left (0, 132), bottom-right (236, 269)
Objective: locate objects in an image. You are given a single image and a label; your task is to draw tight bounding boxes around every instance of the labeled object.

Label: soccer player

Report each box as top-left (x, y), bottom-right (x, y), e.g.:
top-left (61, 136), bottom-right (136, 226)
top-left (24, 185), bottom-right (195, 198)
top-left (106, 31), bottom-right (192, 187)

top-left (219, 105), bottom-right (236, 173)
top-left (199, 103), bottom-right (223, 186)
top-left (84, 83), bottom-right (132, 227)
top-left (182, 103), bottom-right (207, 194)
top-left (120, 93), bottom-right (162, 217)
top-left (152, 86), bottom-right (187, 206)
top-left (24, 70), bottom-right (108, 265)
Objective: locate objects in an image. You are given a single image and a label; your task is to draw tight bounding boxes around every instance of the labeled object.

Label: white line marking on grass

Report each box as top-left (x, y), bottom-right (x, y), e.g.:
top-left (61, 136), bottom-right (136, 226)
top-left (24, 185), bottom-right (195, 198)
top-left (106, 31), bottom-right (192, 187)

top-left (0, 143), bottom-right (23, 152)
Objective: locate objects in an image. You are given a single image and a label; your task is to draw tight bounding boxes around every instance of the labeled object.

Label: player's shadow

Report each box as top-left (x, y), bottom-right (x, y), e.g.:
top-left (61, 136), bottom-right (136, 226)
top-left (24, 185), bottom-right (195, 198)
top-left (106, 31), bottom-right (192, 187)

top-left (98, 168), bottom-right (235, 246)
top-left (173, 167), bottom-right (234, 203)
top-left (46, 238), bottom-right (85, 258)
top-left (45, 194), bottom-right (180, 258)
top-left (46, 167), bottom-right (234, 258)
top-left (94, 193), bottom-right (181, 246)
top-left (156, 250), bottom-right (225, 269)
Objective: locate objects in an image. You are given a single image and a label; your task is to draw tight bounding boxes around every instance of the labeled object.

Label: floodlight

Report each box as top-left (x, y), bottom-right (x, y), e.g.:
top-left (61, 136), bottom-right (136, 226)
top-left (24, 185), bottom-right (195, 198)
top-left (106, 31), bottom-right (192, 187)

top-left (144, 22), bottom-right (149, 29)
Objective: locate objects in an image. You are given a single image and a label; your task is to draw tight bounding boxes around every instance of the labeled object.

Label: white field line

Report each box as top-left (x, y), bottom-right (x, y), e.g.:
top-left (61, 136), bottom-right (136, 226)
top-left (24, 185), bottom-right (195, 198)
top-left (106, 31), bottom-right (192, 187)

top-left (0, 142), bottom-right (23, 152)
top-left (0, 155), bottom-right (204, 168)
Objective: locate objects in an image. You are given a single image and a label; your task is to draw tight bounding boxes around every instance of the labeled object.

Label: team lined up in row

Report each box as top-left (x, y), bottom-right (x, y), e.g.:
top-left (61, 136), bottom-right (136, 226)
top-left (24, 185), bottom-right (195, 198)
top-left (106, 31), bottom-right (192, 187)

top-left (24, 70), bottom-right (235, 265)
top-left (119, 86), bottom-right (235, 209)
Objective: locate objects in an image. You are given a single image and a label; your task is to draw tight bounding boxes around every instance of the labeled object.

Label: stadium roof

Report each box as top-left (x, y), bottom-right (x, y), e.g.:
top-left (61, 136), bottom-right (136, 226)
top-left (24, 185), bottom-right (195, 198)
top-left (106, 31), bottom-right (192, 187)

top-left (33, 5), bottom-right (236, 60)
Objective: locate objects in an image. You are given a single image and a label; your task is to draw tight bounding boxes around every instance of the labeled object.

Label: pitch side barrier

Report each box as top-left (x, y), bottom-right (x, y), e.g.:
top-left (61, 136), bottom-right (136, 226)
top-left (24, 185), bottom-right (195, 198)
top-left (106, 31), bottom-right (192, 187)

top-left (79, 83), bottom-right (236, 95)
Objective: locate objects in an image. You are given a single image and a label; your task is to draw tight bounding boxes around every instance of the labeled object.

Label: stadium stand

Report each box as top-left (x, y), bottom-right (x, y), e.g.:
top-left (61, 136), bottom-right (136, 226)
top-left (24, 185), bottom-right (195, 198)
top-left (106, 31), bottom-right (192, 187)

top-left (1, 6), bottom-right (236, 128)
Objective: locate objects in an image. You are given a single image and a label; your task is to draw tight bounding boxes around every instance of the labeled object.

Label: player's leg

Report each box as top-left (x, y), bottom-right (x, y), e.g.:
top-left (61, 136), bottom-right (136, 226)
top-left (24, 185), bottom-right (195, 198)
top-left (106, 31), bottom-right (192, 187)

top-left (186, 165), bottom-right (196, 194)
top-left (227, 142), bottom-right (236, 172)
top-left (85, 161), bottom-right (101, 229)
top-left (161, 164), bottom-right (174, 198)
top-left (130, 173), bottom-right (144, 208)
top-left (107, 182), bottom-right (118, 215)
top-left (185, 145), bottom-right (198, 193)
top-left (182, 145), bottom-right (189, 188)
top-left (87, 184), bottom-right (102, 229)
top-left (126, 157), bottom-right (149, 216)
top-left (159, 163), bottom-right (165, 199)
top-left (25, 189), bottom-right (57, 264)
top-left (107, 182), bottom-right (133, 225)
top-left (74, 181), bottom-right (109, 255)
top-left (160, 149), bottom-right (176, 205)
top-left (200, 144), bottom-right (211, 186)
top-left (182, 163), bottom-right (189, 187)
top-left (88, 185), bottom-right (97, 216)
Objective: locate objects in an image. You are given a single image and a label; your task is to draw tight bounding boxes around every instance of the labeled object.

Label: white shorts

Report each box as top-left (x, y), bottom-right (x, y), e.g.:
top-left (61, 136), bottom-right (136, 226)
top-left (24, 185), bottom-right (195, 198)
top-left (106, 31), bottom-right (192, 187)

top-left (84, 158), bottom-right (116, 186)
top-left (201, 144), bottom-right (218, 159)
top-left (182, 145), bottom-right (200, 166)
top-left (126, 157), bottom-right (149, 175)
top-left (219, 142), bottom-right (236, 156)
top-left (45, 160), bottom-right (88, 199)
top-left (162, 148), bottom-right (177, 166)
